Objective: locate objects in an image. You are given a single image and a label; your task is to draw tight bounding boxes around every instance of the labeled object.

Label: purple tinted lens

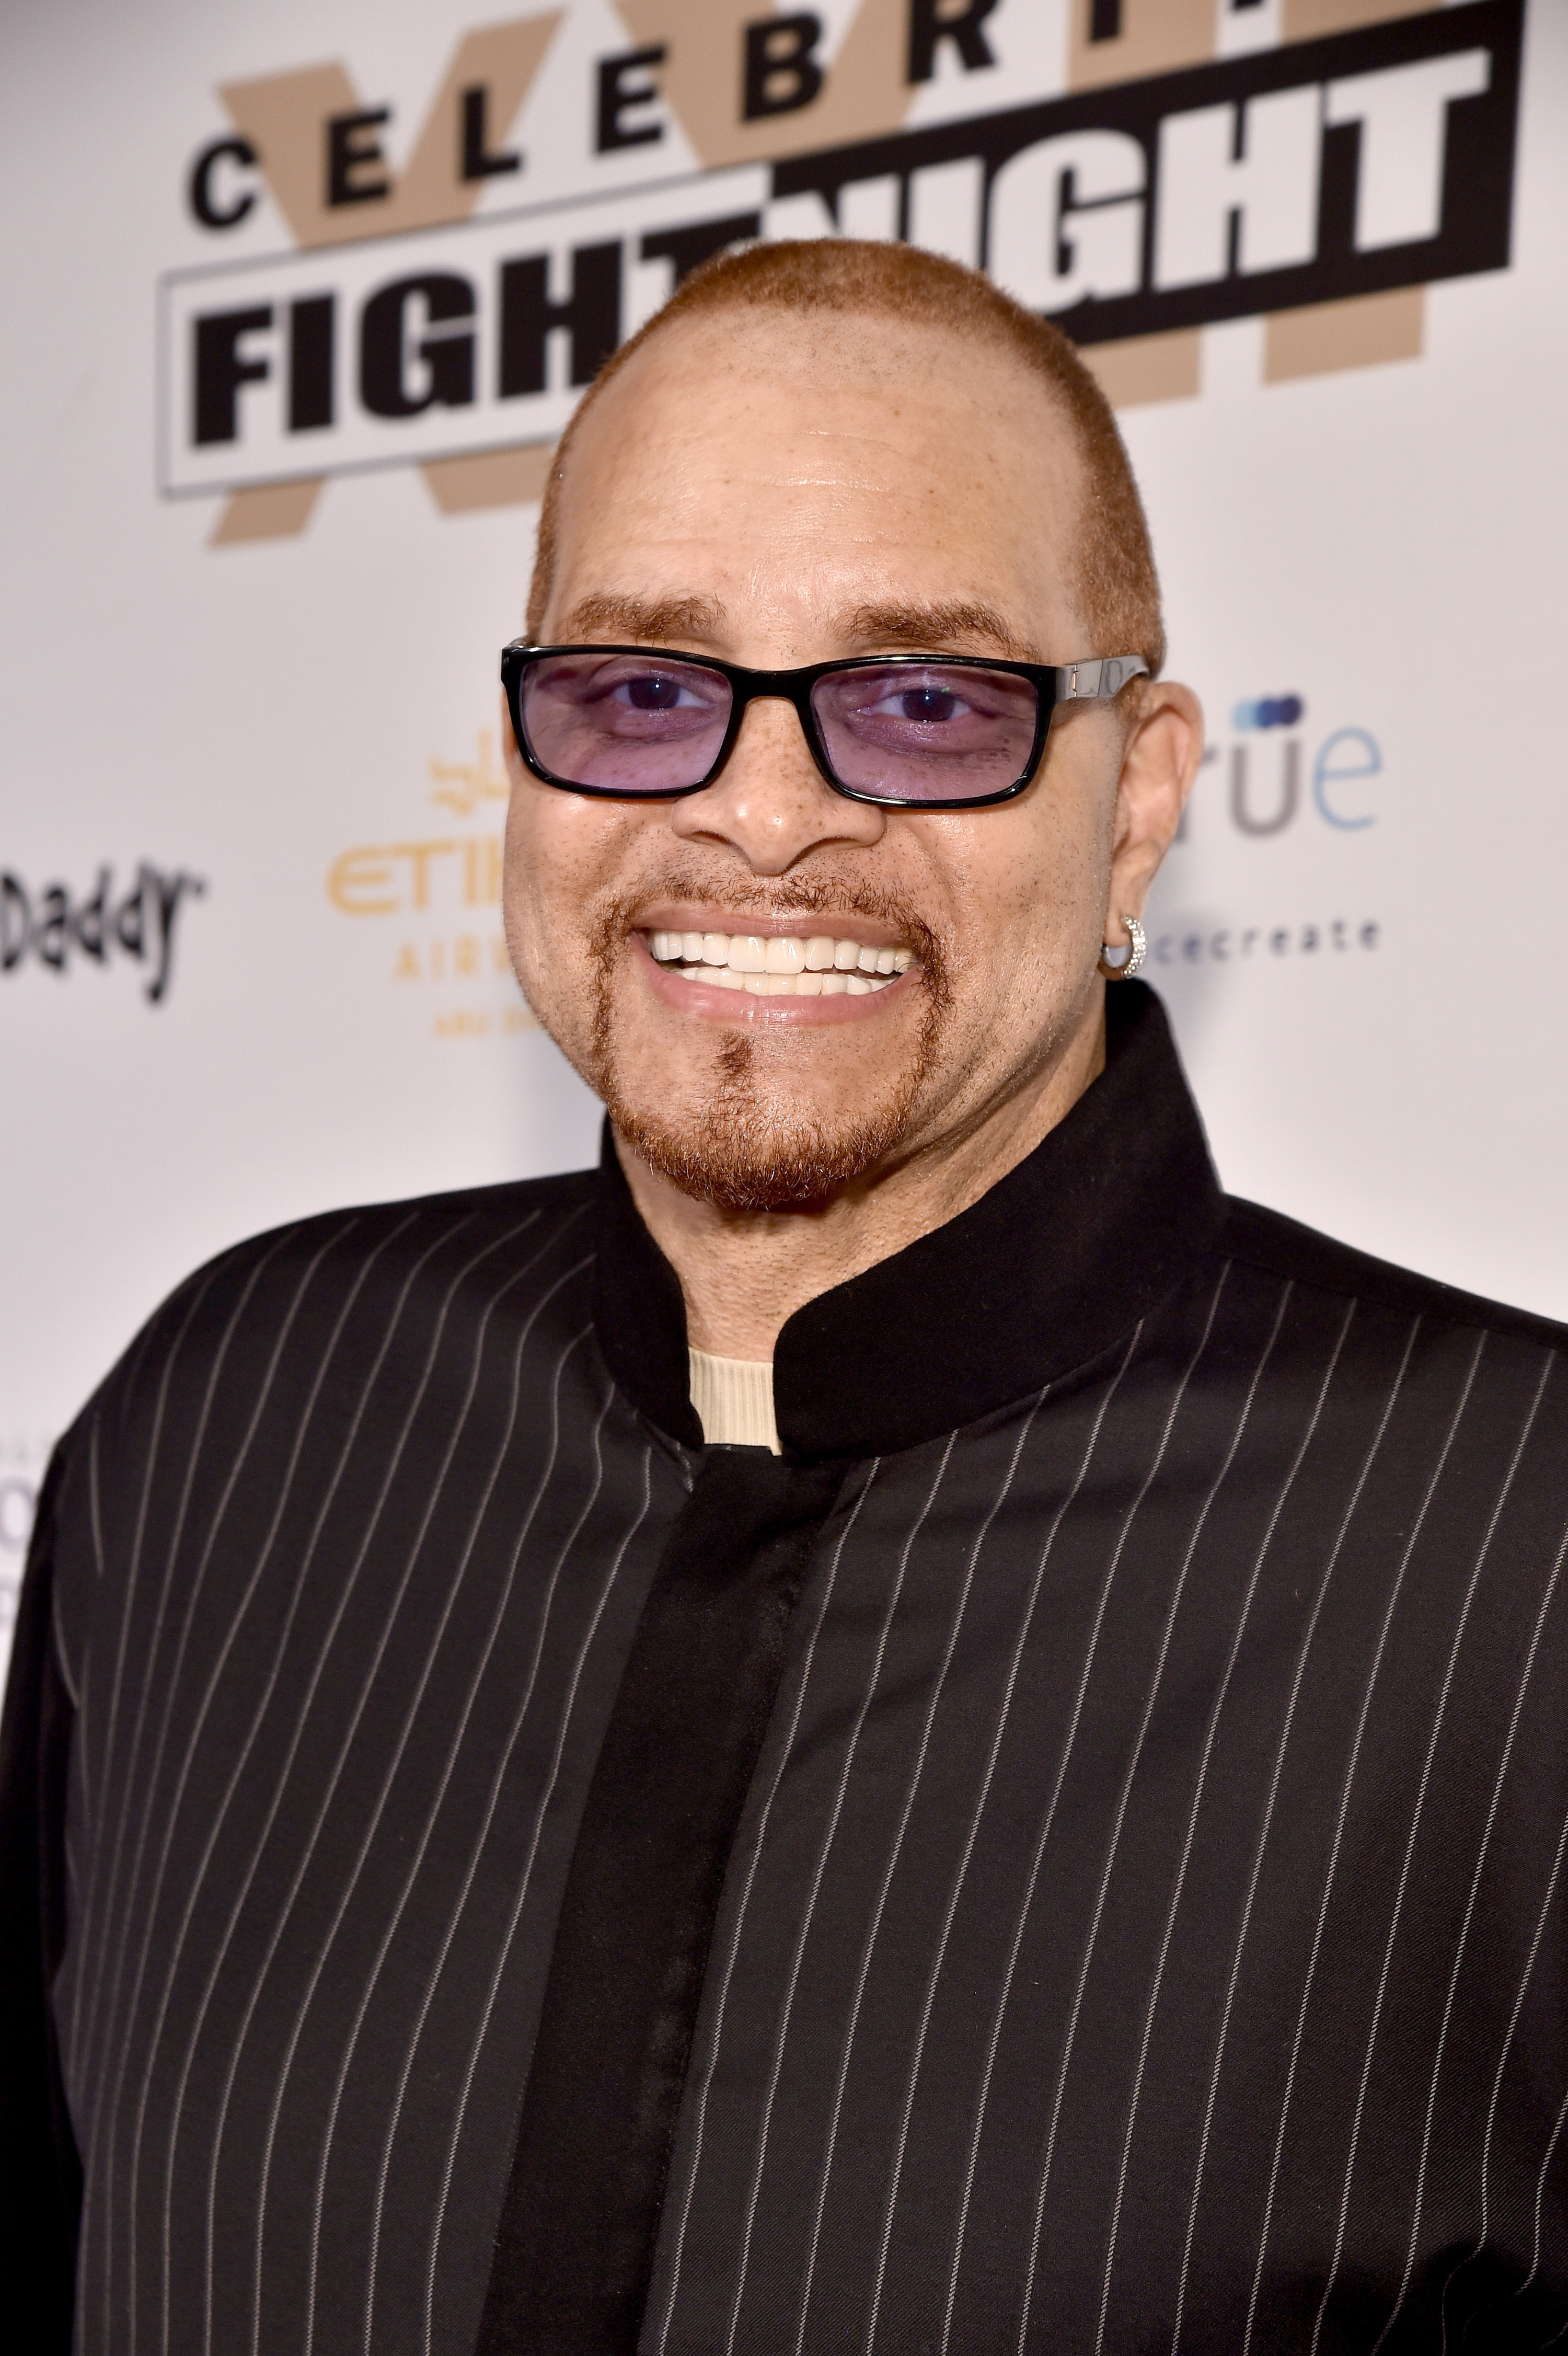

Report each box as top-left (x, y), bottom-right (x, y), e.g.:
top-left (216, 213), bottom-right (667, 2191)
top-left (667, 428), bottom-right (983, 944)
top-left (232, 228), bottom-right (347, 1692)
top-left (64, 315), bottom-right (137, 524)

top-left (521, 653), bottom-right (732, 794)
top-left (812, 663), bottom-right (1040, 803)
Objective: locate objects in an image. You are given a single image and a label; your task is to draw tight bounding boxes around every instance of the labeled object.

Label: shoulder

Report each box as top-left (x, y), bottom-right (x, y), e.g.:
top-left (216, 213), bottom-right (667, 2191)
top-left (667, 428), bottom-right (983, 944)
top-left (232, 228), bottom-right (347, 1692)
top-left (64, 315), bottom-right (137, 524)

top-left (64, 1165), bottom-right (604, 1470)
top-left (42, 1167), bottom-right (605, 1679)
top-left (1218, 1195), bottom-right (1568, 1353)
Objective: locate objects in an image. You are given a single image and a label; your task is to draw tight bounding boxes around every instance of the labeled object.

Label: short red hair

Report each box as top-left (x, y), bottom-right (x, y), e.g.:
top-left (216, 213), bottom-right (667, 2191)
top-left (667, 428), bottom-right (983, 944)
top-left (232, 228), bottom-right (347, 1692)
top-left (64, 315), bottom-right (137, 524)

top-left (525, 237), bottom-right (1165, 675)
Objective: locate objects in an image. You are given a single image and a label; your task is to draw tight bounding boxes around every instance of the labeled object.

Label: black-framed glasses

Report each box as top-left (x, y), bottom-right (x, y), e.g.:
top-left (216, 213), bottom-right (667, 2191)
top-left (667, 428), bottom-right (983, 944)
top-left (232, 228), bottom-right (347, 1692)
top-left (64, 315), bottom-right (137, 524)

top-left (499, 643), bottom-right (1149, 812)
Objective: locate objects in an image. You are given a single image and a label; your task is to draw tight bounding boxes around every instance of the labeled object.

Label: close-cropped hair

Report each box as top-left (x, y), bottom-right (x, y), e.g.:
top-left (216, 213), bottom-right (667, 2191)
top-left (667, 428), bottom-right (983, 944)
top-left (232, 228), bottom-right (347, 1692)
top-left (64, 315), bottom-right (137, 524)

top-left (525, 236), bottom-right (1166, 676)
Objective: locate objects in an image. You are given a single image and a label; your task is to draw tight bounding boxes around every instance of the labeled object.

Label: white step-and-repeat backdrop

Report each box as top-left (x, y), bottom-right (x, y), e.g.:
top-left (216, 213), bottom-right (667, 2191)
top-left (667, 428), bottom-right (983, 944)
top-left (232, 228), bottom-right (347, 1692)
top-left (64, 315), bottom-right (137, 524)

top-left (3, 0), bottom-right (1564, 1679)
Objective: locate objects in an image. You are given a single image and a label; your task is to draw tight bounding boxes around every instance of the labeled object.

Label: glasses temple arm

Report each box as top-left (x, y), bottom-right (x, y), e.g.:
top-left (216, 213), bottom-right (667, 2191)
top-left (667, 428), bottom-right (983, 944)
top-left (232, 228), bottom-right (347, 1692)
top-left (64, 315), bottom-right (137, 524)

top-left (1055, 657), bottom-right (1149, 702)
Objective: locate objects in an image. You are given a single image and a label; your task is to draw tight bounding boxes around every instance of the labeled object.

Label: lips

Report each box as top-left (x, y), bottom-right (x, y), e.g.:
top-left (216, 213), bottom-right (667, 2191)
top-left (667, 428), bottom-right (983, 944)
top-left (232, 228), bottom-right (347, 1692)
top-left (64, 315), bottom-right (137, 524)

top-left (643, 929), bottom-right (914, 997)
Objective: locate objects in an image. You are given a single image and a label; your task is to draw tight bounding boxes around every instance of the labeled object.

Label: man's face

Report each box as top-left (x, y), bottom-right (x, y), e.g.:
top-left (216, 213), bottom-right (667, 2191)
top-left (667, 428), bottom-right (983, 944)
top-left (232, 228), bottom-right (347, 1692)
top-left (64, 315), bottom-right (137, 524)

top-left (504, 308), bottom-right (1150, 1212)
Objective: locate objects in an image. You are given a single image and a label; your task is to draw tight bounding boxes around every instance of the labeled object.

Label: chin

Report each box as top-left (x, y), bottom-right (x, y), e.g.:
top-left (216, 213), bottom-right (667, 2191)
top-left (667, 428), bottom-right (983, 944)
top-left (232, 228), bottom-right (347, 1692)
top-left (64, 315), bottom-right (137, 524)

top-left (605, 1041), bottom-right (921, 1213)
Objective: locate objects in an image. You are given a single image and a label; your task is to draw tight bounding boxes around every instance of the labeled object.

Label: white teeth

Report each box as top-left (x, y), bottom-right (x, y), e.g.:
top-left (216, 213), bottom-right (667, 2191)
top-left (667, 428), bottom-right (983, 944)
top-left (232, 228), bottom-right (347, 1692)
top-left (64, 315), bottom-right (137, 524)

top-left (648, 928), bottom-right (915, 994)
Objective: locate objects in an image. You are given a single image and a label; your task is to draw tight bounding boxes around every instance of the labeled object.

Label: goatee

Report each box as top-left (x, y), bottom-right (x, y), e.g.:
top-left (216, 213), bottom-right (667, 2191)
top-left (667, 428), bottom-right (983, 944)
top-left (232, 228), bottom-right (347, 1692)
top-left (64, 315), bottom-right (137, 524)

top-left (582, 880), bottom-right (951, 1214)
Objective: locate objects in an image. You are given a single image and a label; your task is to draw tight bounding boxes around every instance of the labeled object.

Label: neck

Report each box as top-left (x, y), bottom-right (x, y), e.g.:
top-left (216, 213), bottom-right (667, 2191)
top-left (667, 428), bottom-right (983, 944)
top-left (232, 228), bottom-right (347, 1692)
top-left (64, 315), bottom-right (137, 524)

top-left (613, 1001), bottom-right (1108, 1361)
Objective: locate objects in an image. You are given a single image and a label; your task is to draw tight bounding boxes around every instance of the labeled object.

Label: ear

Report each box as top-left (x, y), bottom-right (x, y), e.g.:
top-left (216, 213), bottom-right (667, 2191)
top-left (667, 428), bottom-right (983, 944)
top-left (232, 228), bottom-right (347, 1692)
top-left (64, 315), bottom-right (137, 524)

top-left (1103, 681), bottom-right (1204, 944)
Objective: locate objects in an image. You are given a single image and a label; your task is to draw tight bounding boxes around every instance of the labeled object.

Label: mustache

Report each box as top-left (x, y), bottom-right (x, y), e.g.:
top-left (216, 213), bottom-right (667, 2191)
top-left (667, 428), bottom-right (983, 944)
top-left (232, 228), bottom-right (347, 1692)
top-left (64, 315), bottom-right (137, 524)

top-left (586, 857), bottom-right (944, 959)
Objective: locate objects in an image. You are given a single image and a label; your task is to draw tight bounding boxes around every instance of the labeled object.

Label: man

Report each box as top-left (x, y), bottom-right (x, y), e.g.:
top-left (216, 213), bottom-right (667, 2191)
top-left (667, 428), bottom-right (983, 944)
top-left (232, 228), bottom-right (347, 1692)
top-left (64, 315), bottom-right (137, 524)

top-left (4, 239), bottom-right (1567, 2356)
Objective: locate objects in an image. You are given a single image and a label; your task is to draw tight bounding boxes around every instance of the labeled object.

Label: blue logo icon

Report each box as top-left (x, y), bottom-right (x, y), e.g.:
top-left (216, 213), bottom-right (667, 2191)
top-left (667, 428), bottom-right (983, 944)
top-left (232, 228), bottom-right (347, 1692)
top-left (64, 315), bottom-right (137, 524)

top-left (1231, 695), bottom-right (1305, 732)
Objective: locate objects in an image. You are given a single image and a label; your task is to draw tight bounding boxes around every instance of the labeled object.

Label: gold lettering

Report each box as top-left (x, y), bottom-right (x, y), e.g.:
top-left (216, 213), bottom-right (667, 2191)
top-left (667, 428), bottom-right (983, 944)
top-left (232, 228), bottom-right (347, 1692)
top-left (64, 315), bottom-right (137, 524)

top-left (328, 847), bottom-right (399, 913)
top-left (393, 941), bottom-right (420, 980)
top-left (389, 840), bottom-right (458, 909)
top-left (463, 836), bottom-right (504, 905)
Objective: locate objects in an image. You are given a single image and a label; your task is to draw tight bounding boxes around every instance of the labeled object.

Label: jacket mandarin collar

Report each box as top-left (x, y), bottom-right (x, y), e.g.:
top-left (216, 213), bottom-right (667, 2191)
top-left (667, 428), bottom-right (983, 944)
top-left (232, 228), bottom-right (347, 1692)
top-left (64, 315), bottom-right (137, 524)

top-left (591, 982), bottom-right (1225, 1463)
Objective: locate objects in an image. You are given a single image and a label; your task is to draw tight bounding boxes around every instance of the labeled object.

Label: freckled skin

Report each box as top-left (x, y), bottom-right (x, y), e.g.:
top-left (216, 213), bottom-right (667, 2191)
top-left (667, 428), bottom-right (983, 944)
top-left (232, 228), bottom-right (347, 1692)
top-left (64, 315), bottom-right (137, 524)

top-left (503, 312), bottom-right (1203, 1355)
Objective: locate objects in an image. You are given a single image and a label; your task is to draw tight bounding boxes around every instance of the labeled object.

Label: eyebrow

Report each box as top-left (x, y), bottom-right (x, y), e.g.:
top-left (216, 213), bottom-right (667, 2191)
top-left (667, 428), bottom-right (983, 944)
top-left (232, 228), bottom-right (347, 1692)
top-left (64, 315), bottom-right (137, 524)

top-left (552, 592), bottom-right (728, 645)
top-left (834, 600), bottom-right (1039, 662)
top-left (548, 591), bottom-right (1039, 664)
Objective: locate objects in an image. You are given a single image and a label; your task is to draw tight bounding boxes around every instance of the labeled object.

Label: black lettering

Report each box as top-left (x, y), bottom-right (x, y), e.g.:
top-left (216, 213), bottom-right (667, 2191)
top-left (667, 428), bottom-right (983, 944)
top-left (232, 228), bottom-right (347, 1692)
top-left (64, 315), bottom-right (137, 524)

top-left (327, 107), bottom-right (391, 206)
top-left (143, 868), bottom-right (204, 1005)
top-left (1230, 740), bottom-right (1299, 836)
top-left (639, 213), bottom-right (763, 286)
top-left (71, 867), bottom-right (111, 962)
top-left (360, 274), bottom-right (476, 418)
top-left (1361, 920), bottom-right (1380, 949)
top-left (596, 45), bottom-right (666, 151)
top-left (0, 874), bottom-right (29, 970)
top-left (906, 0), bottom-right (999, 83)
top-left (114, 876), bottom-right (146, 962)
top-left (499, 243), bottom-right (622, 397)
top-left (34, 886), bottom-right (68, 972)
top-left (188, 135), bottom-right (259, 229)
top-left (1088, 0), bottom-right (1121, 40)
top-left (462, 86), bottom-right (522, 180)
top-left (193, 306), bottom-right (272, 446)
top-left (743, 13), bottom-right (824, 119)
top-left (289, 295), bottom-right (336, 431)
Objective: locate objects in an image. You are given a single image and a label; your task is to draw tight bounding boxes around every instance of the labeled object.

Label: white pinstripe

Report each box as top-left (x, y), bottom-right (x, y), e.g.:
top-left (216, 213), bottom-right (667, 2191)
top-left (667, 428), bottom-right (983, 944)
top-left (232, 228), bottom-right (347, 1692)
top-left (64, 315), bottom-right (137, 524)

top-left (1508, 2075), bottom-right (1568, 2322)
top-left (244, 1239), bottom-right (583, 2356)
top-left (204, 1215), bottom-right (535, 2355)
top-left (937, 1328), bottom-right (1144, 2356)
top-left (1169, 1299), bottom-right (1382, 2356)
top-left (67, 1258), bottom-right (232, 2084)
top-left (1092, 1281), bottom-right (1295, 2356)
top-left (1310, 1334), bottom-right (1511, 2354)
top-left (421, 1439), bottom-right (657, 2355)
top-left (1367, 1357), bottom-right (1558, 2352)
top-left (1241, 1323), bottom-right (1481, 2356)
top-left (1014, 1266), bottom-right (1232, 2356)
top-left (848, 1395), bottom-right (1051, 2356)
top-left (721, 1434), bottom-right (959, 2356)
top-left (84, 1225), bottom-right (317, 2356)
top-left (138, 1210), bottom-right (423, 2355)
top-left (77, 1233), bottom-right (305, 2112)
top-left (1438, 1672), bottom-right (1568, 2347)
top-left (110, 1220), bottom-right (391, 2353)
top-left (356, 1331), bottom-right (604, 2353)
top-left (296, 1295), bottom-right (591, 2353)
top-left (182, 1212), bottom-right (513, 2356)
top-left (648, 1462), bottom-right (874, 2356)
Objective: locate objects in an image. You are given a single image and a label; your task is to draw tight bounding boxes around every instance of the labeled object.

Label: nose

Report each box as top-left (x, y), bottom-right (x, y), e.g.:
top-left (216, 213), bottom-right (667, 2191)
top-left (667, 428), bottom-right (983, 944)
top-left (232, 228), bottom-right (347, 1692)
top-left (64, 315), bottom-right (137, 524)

top-left (667, 694), bottom-right (885, 876)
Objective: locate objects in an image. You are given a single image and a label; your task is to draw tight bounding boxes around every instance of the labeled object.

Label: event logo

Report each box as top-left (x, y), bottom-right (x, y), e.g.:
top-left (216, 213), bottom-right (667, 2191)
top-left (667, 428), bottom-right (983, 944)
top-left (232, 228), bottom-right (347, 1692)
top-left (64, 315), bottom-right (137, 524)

top-left (162, 0), bottom-right (1522, 528)
top-left (326, 730), bottom-right (537, 1041)
top-left (1, 863), bottom-right (206, 1003)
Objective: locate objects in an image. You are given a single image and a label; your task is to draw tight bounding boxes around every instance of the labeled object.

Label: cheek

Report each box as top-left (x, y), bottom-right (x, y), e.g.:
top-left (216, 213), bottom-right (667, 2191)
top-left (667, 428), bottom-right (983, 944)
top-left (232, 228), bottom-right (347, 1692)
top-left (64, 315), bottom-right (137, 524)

top-left (503, 790), bottom-right (614, 967)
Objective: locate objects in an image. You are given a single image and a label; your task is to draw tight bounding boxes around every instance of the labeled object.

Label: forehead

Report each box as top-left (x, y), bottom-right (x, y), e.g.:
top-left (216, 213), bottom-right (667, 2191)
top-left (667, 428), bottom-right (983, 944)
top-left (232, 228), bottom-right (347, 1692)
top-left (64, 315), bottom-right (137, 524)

top-left (545, 309), bottom-right (1088, 649)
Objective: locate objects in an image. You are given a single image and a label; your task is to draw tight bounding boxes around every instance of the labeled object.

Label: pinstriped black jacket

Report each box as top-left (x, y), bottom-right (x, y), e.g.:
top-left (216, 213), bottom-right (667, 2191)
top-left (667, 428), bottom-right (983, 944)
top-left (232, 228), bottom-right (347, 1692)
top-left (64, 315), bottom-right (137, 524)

top-left (5, 983), bottom-right (1568, 2355)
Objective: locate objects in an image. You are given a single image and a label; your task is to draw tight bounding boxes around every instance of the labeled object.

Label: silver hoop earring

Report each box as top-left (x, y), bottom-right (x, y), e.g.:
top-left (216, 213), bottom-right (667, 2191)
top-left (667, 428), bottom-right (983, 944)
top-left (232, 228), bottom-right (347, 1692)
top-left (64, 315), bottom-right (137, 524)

top-left (1098, 915), bottom-right (1146, 981)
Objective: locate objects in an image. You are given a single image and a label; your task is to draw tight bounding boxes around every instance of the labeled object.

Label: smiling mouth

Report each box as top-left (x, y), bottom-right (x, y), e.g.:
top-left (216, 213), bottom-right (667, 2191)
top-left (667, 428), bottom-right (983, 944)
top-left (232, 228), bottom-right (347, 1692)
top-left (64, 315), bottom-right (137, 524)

top-left (643, 928), bottom-right (915, 997)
